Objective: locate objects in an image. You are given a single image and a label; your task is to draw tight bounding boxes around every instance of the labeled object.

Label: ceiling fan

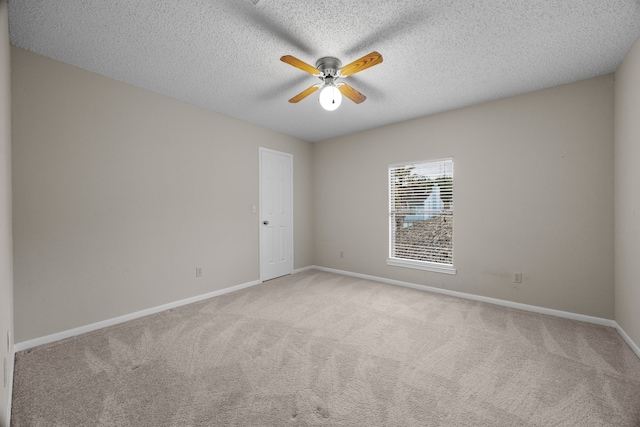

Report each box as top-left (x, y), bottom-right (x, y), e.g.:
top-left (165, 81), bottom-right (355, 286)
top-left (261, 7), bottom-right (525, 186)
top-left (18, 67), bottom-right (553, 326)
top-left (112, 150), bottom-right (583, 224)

top-left (280, 51), bottom-right (383, 111)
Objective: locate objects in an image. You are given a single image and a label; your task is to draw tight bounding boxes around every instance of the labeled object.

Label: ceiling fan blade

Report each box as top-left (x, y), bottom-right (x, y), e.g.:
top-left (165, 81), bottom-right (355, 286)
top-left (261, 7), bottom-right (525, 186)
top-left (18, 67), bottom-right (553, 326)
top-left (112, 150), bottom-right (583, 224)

top-left (281, 55), bottom-right (321, 75)
top-left (338, 84), bottom-right (367, 104)
top-left (288, 84), bottom-right (321, 103)
top-left (339, 51), bottom-right (383, 77)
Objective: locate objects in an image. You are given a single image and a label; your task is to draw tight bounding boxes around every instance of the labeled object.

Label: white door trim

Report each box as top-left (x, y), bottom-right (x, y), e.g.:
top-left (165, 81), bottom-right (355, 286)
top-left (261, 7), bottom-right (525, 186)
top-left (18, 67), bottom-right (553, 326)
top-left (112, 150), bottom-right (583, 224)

top-left (259, 147), bottom-right (294, 282)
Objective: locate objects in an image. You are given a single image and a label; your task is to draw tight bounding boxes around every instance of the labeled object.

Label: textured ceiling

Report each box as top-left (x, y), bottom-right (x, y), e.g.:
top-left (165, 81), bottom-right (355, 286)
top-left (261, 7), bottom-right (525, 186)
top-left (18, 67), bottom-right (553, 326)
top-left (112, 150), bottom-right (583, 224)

top-left (8, 0), bottom-right (640, 142)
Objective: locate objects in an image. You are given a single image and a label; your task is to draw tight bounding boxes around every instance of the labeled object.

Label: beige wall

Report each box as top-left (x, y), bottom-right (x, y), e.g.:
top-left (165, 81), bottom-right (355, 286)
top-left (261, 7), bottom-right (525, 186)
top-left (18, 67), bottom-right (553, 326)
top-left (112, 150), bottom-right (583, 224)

top-left (0, 1), bottom-right (11, 425)
top-left (11, 47), bottom-right (313, 342)
top-left (615, 36), bottom-right (640, 346)
top-left (10, 43), bottom-right (627, 344)
top-left (314, 75), bottom-right (615, 319)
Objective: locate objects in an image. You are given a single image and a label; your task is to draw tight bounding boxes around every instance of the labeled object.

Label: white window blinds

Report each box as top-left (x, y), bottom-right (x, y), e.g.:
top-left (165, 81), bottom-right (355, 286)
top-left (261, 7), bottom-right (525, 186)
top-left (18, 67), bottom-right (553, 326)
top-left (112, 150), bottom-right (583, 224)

top-left (389, 158), bottom-right (454, 269)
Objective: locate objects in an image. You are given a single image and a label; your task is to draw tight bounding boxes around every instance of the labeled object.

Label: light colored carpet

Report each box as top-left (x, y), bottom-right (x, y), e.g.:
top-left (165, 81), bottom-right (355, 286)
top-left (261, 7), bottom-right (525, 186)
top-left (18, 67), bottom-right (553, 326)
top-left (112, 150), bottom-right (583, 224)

top-left (10, 270), bottom-right (640, 426)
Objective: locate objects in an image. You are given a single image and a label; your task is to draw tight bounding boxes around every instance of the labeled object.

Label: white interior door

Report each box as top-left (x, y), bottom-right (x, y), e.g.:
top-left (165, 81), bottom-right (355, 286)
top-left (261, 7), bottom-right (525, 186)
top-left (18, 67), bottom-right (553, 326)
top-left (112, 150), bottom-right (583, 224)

top-left (260, 148), bottom-right (293, 281)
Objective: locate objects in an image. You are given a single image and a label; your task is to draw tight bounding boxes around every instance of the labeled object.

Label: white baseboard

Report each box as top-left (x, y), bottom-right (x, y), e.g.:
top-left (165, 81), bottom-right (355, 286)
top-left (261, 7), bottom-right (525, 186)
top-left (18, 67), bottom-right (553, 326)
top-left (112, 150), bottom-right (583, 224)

top-left (5, 345), bottom-right (13, 427)
top-left (313, 266), bottom-right (640, 357)
top-left (11, 264), bottom-right (640, 358)
top-left (6, 265), bottom-right (640, 427)
top-left (14, 279), bottom-right (261, 353)
top-left (10, 265), bottom-right (637, 426)
top-left (313, 266), bottom-right (617, 327)
top-left (613, 321), bottom-right (640, 359)
top-left (312, 266), bottom-right (640, 357)
top-left (13, 266), bottom-right (319, 352)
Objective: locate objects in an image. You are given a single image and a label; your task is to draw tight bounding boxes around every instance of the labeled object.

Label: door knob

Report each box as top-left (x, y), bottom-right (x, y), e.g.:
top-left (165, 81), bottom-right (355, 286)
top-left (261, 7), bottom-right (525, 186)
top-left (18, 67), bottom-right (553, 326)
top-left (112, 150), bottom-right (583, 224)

top-left (263, 220), bottom-right (269, 225)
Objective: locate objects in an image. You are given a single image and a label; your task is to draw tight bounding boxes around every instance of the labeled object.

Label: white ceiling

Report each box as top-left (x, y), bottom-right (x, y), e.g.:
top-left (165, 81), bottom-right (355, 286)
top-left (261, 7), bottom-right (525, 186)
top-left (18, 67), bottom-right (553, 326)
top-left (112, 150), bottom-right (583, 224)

top-left (8, 0), bottom-right (640, 142)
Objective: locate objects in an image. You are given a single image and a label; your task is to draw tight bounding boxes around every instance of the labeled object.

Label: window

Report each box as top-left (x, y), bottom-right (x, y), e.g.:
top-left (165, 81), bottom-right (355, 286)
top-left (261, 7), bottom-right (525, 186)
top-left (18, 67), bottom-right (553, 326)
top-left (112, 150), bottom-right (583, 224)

top-left (388, 158), bottom-right (455, 274)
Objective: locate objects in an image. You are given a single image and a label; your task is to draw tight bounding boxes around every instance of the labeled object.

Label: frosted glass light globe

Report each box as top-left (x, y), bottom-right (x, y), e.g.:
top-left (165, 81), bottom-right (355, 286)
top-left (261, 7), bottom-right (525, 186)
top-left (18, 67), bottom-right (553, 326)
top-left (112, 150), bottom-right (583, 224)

top-left (318, 85), bottom-right (342, 111)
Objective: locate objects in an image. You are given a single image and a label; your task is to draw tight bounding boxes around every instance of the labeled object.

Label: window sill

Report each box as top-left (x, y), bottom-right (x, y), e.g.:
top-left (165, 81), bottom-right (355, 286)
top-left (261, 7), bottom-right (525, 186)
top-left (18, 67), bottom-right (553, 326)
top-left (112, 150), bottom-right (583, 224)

top-left (387, 258), bottom-right (456, 275)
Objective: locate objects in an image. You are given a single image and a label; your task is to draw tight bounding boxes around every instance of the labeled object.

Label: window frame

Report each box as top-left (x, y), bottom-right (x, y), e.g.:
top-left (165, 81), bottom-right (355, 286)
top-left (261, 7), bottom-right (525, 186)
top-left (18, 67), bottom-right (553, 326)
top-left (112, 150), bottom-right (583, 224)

top-left (387, 158), bottom-right (456, 275)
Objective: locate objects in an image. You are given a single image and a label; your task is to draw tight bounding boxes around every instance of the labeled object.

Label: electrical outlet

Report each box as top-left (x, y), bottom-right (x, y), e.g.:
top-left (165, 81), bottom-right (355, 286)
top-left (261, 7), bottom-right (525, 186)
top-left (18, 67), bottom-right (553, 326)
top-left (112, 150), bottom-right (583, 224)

top-left (196, 268), bottom-right (202, 278)
top-left (514, 273), bottom-right (522, 284)
top-left (340, 251), bottom-right (344, 258)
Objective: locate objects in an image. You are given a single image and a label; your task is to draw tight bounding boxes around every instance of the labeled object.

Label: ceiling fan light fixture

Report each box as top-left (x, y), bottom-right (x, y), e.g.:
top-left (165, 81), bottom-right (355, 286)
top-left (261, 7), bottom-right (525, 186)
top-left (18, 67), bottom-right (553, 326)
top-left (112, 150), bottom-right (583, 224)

top-left (281, 52), bottom-right (382, 109)
top-left (319, 83), bottom-right (342, 111)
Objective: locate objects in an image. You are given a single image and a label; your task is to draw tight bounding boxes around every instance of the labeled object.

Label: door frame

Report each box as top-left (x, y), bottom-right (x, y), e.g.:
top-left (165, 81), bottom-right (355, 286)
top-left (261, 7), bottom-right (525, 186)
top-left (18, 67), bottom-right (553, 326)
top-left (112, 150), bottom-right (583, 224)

top-left (259, 147), bottom-right (294, 282)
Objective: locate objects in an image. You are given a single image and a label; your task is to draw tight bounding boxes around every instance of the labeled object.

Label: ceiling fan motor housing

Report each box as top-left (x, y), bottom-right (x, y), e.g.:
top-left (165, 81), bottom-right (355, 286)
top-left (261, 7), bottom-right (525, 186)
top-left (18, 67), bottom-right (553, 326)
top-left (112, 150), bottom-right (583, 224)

top-left (316, 57), bottom-right (342, 78)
